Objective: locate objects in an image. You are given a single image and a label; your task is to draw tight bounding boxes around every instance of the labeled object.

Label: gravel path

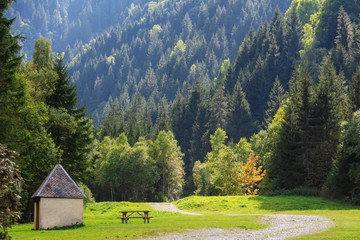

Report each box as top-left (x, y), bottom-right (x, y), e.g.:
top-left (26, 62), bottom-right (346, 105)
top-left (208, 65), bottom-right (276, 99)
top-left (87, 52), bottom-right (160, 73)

top-left (147, 203), bottom-right (333, 240)
top-left (150, 202), bottom-right (202, 215)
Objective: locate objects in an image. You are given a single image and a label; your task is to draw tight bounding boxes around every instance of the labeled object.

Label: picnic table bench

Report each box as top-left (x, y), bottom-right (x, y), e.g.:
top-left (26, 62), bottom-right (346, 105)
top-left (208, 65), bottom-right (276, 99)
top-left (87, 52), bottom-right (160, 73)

top-left (120, 211), bottom-right (153, 223)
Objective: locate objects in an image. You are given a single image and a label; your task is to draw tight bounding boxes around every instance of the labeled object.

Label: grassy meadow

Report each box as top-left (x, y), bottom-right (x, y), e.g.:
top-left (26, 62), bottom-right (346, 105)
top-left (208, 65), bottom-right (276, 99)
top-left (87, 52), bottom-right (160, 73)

top-left (9, 196), bottom-right (360, 239)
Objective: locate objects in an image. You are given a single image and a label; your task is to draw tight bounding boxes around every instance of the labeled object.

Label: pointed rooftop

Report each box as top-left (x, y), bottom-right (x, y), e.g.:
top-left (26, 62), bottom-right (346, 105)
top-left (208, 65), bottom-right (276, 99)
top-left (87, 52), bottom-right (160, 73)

top-left (32, 164), bottom-right (86, 199)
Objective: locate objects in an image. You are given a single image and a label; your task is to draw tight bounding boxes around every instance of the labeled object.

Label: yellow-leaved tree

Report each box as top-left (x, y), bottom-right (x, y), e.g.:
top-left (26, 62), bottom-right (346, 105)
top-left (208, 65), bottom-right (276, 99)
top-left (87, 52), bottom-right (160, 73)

top-left (237, 152), bottom-right (266, 195)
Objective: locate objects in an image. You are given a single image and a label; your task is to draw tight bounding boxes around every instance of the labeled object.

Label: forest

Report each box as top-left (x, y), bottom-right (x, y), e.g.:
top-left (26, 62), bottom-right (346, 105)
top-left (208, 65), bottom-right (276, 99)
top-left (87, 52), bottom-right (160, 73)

top-left (2, 0), bottom-right (360, 235)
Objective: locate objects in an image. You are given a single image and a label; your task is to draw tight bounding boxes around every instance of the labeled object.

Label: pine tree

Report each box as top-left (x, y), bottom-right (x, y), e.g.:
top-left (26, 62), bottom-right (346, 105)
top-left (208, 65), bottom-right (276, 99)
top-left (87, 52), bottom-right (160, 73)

top-left (325, 111), bottom-right (360, 203)
top-left (285, 5), bottom-right (301, 79)
top-left (0, 0), bottom-right (23, 143)
top-left (335, 6), bottom-right (354, 53)
top-left (263, 77), bottom-right (286, 127)
top-left (227, 81), bottom-right (256, 141)
top-left (309, 57), bottom-right (349, 188)
top-left (271, 68), bottom-right (313, 189)
top-left (208, 85), bottom-right (228, 132)
top-left (100, 99), bottom-right (125, 139)
top-left (350, 64), bottom-right (360, 111)
top-left (44, 51), bottom-right (94, 182)
top-left (46, 53), bottom-right (78, 111)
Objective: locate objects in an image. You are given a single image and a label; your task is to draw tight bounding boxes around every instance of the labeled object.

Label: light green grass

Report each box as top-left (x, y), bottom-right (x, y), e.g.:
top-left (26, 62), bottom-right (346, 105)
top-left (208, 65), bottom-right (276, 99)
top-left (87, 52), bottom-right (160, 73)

top-left (9, 201), bottom-right (262, 240)
top-left (175, 196), bottom-right (360, 239)
top-left (9, 196), bottom-right (360, 239)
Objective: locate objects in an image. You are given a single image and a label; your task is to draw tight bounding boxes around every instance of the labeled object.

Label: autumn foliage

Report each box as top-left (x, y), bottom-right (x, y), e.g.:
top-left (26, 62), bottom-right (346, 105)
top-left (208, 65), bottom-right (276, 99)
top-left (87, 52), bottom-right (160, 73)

top-left (237, 152), bottom-right (266, 195)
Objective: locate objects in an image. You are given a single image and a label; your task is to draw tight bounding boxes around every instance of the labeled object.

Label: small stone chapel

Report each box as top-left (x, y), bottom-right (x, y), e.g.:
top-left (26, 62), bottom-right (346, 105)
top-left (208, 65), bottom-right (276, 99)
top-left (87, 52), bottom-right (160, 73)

top-left (32, 163), bottom-right (86, 230)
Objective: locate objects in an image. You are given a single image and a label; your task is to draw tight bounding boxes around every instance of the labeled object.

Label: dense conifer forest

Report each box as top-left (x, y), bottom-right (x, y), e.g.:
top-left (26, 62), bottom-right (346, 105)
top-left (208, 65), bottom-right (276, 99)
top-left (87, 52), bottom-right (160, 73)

top-left (2, 0), bottom-right (360, 229)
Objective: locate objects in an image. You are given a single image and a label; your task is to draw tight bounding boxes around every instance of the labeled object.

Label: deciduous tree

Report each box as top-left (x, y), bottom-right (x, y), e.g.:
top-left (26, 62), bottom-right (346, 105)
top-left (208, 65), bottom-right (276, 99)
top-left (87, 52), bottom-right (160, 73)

top-left (237, 152), bottom-right (265, 195)
top-left (0, 144), bottom-right (22, 240)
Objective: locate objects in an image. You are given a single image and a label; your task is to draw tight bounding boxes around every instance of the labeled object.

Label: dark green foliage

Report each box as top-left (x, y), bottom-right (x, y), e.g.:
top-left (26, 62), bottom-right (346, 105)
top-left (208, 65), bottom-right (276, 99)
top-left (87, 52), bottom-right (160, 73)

top-left (227, 81), bottom-right (257, 141)
top-left (46, 54), bottom-right (78, 111)
top-left (316, 0), bottom-right (360, 50)
top-left (0, 0), bottom-right (23, 144)
top-left (324, 111), bottom-right (360, 204)
top-left (335, 6), bottom-right (355, 54)
top-left (309, 57), bottom-right (350, 188)
top-left (226, 7), bottom-right (300, 123)
top-left (263, 77), bottom-right (286, 127)
top-left (208, 86), bottom-right (228, 132)
top-left (264, 59), bottom-right (351, 192)
top-left (6, 0), bottom-right (149, 59)
top-left (277, 68), bottom-right (313, 189)
top-left (60, 0), bottom-right (292, 125)
top-left (350, 65), bottom-right (360, 111)
top-left (99, 99), bottom-right (125, 139)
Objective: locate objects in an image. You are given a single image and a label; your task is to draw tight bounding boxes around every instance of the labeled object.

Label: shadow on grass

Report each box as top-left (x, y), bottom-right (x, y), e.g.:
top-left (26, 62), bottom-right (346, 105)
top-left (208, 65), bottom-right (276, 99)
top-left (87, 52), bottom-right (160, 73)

top-left (35, 223), bottom-right (85, 231)
top-left (251, 195), bottom-right (360, 212)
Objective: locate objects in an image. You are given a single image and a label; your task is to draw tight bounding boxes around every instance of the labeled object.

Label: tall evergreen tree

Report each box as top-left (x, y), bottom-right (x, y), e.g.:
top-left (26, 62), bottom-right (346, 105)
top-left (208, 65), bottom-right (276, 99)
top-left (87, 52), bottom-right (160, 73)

top-left (316, 0), bottom-right (360, 50)
top-left (0, 0), bottom-right (23, 143)
top-left (350, 64), bottom-right (360, 111)
top-left (285, 5), bottom-right (301, 77)
top-left (46, 53), bottom-right (78, 111)
top-left (100, 99), bottom-right (125, 139)
top-left (325, 111), bottom-right (360, 203)
top-left (227, 81), bottom-right (256, 141)
top-left (335, 6), bottom-right (354, 53)
top-left (309, 57), bottom-right (349, 188)
top-left (208, 85), bottom-right (228, 132)
top-left (263, 76), bottom-right (286, 127)
top-left (272, 68), bottom-right (313, 189)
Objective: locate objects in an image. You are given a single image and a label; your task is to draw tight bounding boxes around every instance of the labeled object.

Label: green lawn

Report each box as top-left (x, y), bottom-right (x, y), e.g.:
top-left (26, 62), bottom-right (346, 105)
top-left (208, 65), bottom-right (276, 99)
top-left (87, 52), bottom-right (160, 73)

top-left (176, 196), bottom-right (360, 239)
top-left (8, 196), bottom-right (360, 239)
top-left (9, 201), bottom-right (262, 240)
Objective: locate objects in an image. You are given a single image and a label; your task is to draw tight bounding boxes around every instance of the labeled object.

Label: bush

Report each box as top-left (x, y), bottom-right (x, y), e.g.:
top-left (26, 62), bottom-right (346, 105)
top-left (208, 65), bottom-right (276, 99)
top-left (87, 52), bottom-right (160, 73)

top-left (0, 144), bottom-right (22, 240)
top-left (77, 182), bottom-right (95, 205)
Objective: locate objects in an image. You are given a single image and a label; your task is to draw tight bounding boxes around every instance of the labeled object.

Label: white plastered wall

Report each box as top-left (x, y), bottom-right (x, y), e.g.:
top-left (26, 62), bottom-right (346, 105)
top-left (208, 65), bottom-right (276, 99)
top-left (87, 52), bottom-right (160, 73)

top-left (37, 198), bottom-right (83, 229)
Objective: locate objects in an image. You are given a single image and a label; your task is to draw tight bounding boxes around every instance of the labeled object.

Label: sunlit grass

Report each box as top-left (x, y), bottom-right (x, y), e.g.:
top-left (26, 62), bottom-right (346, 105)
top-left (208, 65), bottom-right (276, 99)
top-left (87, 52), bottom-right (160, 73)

top-left (175, 195), bottom-right (360, 239)
top-left (9, 196), bottom-right (360, 239)
top-left (9, 201), bottom-right (262, 240)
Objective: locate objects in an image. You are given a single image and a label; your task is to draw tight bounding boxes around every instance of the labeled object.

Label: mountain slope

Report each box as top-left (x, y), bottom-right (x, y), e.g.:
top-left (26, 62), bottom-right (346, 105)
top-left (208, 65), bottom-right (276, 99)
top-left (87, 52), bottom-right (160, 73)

top-left (5, 0), bottom-right (148, 60)
top-left (66, 0), bottom-right (292, 124)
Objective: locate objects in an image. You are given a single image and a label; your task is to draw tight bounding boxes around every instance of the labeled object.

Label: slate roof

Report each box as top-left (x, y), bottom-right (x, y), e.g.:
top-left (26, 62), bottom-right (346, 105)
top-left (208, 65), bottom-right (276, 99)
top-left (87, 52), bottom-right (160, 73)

top-left (32, 164), bottom-right (86, 199)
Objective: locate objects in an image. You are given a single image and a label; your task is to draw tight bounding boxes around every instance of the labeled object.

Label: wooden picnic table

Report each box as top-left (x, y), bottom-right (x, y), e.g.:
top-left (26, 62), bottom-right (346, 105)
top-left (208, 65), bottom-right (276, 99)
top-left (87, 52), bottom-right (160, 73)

top-left (120, 210), bottom-right (153, 223)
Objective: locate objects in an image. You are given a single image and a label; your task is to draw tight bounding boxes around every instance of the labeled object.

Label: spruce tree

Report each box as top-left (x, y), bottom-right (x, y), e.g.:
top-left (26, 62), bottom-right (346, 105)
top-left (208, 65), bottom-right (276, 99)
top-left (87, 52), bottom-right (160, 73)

top-left (272, 68), bottom-right (313, 189)
top-left (208, 85), bottom-right (228, 132)
top-left (0, 0), bottom-right (23, 143)
top-left (335, 6), bottom-right (354, 53)
top-left (285, 5), bottom-right (301, 79)
top-left (46, 53), bottom-right (78, 111)
top-left (227, 80), bottom-right (256, 141)
top-left (263, 76), bottom-right (286, 127)
top-left (350, 64), bottom-right (360, 111)
top-left (309, 57), bottom-right (349, 188)
top-left (325, 111), bottom-right (360, 203)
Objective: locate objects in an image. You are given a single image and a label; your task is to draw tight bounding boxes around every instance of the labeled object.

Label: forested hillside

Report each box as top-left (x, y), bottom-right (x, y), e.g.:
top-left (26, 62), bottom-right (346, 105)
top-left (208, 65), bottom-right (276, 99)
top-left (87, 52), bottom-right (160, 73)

top-left (5, 0), bottom-right (148, 59)
top-left (95, 0), bottom-right (360, 200)
top-left (67, 0), bottom-right (292, 125)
